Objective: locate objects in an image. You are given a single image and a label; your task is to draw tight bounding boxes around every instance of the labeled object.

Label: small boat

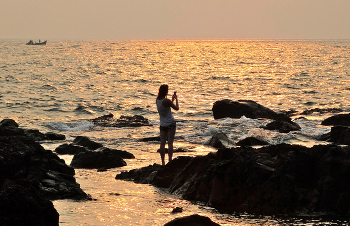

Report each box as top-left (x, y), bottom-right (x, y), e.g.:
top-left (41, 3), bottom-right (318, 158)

top-left (26, 40), bottom-right (47, 45)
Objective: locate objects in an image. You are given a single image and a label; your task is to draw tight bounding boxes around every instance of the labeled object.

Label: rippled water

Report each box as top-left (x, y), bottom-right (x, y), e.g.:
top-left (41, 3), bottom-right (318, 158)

top-left (1, 39), bottom-right (350, 225)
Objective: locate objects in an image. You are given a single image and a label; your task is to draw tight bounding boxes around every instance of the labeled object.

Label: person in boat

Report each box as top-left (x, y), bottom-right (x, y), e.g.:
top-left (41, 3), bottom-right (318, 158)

top-left (156, 84), bottom-right (179, 165)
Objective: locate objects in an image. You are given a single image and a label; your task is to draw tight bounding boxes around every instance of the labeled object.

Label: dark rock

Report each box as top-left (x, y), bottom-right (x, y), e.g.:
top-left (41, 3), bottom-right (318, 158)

top-left (55, 143), bottom-right (87, 155)
top-left (236, 137), bottom-right (269, 146)
top-left (71, 148), bottom-right (127, 169)
top-left (320, 126), bottom-right (350, 145)
top-left (262, 120), bottom-right (301, 133)
top-left (24, 129), bottom-right (47, 141)
top-left (90, 113), bottom-right (151, 127)
top-left (171, 207), bottom-right (183, 213)
top-left (207, 131), bottom-right (235, 149)
top-left (72, 136), bottom-right (103, 150)
top-left (0, 125), bottom-right (25, 136)
top-left (212, 99), bottom-right (290, 121)
top-left (24, 129), bottom-right (66, 141)
top-left (0, 119), bottom-right (19, 128)
top-left (90, 113), bottom-right (114, 122)
top-left (164, 214), bottom-right (220, 226)
top-left (140, 136), bottom-right (160, 142)
top-left (95, 147), bottom-right (135, 159)
top-left (0, 133), bottom-right (89, 201)
top-left (0, 181), bottom-right (59, 226)
top-left (45, 132), bottom-right (66, 140)
top-left (157, 148), bottom-right (190, 154)
top-left (322, 113), bottom-right (350, 126)
top-left (116, 144), bottom-right (350, 217)
top-left (301, 108), bottom-right (343, 115)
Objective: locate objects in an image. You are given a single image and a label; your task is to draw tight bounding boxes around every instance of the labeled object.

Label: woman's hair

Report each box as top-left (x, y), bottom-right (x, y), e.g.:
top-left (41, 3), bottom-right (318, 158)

top-left (157, 84), bottom-right (168, 99)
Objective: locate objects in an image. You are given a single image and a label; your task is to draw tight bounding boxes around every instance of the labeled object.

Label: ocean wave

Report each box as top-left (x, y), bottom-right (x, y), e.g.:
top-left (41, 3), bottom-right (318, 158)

top-left (46, 120), bottom-right (94, 131)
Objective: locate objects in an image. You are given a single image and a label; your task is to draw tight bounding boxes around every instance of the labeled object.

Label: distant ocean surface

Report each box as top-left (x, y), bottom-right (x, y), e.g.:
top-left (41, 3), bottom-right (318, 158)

top-left (1, 39), bottom-right (350, 225)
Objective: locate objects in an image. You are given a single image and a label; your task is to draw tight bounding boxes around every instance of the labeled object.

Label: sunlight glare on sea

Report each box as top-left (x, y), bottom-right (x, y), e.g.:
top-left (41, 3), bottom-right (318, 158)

top-left (1, 39), bottom-right (350, 225)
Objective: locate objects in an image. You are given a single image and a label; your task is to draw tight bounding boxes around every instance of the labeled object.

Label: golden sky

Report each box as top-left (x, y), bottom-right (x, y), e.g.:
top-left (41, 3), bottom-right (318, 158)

top-left (1, 0), bottom-right (349, 39)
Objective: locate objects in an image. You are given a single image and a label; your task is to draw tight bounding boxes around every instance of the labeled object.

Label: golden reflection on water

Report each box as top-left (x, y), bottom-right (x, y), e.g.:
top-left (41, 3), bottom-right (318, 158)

top-left (7, 39), bottom-right (350, 225)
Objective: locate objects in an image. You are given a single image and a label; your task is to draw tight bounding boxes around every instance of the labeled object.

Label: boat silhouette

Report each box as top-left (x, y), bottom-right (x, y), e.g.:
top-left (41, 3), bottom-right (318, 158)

top-left (26, 40), bottom-right (47, 45)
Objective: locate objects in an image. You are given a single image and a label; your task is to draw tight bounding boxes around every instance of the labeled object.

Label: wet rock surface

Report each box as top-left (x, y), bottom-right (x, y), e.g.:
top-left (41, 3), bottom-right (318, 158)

top-left (212, 99), bottom-right (290, 122)
top-left (207, 131), bottom-right (236, 149)
top-left (262, 119), bottom-right (301, 133)
top-left (89, 113), bottom-right (151, 127)
top-left (321, 113), bottom-right (350, 126)
top-left (55, 136), bottom-right (135, 169)
top-left (236, 137), bottom-right (269, 146)
top-left (70, 147), bottom-right (127, 169)
top-left (164, 214), bottom-right (220, 226)
top-left (320, 126), bottom-right (350, 145)
top-left (0, 119), bottom-right (89, 200)
top-left (0, 119), bottom-right (90, 225)
top-left (116, 143), bottom-right (350, 217)
top-left (0, 180), bottom-right (59, 226)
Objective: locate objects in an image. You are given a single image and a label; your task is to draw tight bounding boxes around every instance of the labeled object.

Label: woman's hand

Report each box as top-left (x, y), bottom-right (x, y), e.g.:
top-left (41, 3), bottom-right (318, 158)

top-left (172, 92), bottom-right (177, 102)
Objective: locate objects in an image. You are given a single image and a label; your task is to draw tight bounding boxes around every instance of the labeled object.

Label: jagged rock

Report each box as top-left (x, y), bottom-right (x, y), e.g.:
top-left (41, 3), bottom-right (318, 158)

top-left (236, 137), bottom-right (269, 146)
top-left (71, 148), bottom-right (127, 169)
top-left (207, 131), bottom-right (235, 149)
top-left (55, 144), bottom-right (88, 155)
top-left (45, 132), bottom-right (66, 140)
top-left (262, 120), bottom-right (301, 133)
top-left (301, 108), bottom-right (343, 115)
top-left (0, 119), bottom-right (19, 128)
top-left (212, 99), bottom-right (290, 121)
top-left (321, 113), bottom-right (350, 126)
top-left (171, 207), bottom-right (183, 213)
top-left (95, 147), bottom-right (135, 159)
top-left (72, 136), bottom-right (103, 150)
top-left (164, 214), bottom-right (220, 226)
top-left (0, 122), bottom-right (89, 201)
top-left (320, 126), bottom-right (350, 145)
top-left (24, 129), bottom-right (66, 141)
top-left (90, 114), bottom-right (151, 127)
top-left (0, 119), bottom-right (65, 141)
top-left (0, 180), bottom-right (59, 226)
top-left (116, 144), bottom-right (350, 217)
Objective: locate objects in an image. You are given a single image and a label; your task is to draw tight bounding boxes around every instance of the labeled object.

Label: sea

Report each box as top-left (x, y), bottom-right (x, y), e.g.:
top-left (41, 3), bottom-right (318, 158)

top-left (1, 39), bottom-right (350, 225)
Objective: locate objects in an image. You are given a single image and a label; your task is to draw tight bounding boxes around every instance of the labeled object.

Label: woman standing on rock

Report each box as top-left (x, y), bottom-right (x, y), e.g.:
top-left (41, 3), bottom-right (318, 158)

top-left (156, 84), bottom-right (179, 165)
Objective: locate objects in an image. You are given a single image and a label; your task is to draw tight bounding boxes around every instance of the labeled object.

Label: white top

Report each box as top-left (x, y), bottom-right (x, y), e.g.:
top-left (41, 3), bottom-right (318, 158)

top-left (156, 98), bottom-right (175, 127)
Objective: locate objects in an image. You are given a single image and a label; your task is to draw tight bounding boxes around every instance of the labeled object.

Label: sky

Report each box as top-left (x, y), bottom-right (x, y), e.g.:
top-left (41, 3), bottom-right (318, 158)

top-left (1, 0), bottom-right (349, 40)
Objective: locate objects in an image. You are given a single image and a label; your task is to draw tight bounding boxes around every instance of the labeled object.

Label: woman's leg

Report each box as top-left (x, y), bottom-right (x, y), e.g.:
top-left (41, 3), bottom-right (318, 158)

top-left (167, 127), bottom-right (176, 162)
top-left (159, 129), bottom-right (167, 165)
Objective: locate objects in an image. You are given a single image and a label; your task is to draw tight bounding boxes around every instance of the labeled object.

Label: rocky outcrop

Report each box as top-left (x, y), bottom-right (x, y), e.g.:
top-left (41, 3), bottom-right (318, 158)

top-left (236, 137), bottom-right (269, 146)
top-left (0, 119), bottom-right (65, 141)
top-left (0, 180), bottom-right (59, 226)
top-left (0, 119), bottom-right (89, 201)
top-left (55, 143), bottom-right (88, 155)
top-left (56, 136), bottom-right (135, 169)
top-left (0, 119), bottom-right (90, 225)
top-left (207, 131), bottom-right (235, 149)
top-left (24, 129), bottom-right (66, 141)
top-left (212, 99), bottom-right (290, 121)
top-left (301, 108), bottom-right (343, 115)
top-left (262, 120), bottom-right (301, 133)
top-left (72, 136), bottom-right (103, 150)
top-left (116, 144), bottom-right (350, 217)
top-left (90, 113), bottom-right (151, 127)
top-left (321, 113), bottom-right (350, 126)
top-left (70, 148), bottom-right (127, 169)
top-left (320, 126), bottom-right (350, 145)
top-left (164, 214), bottom-right (220, 226)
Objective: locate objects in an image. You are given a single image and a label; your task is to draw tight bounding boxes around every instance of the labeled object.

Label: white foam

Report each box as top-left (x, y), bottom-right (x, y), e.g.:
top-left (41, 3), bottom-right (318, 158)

top-left (46, 120), bottom-right (94, 131)
top-left (203, 126), bottom-right (219, 136)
